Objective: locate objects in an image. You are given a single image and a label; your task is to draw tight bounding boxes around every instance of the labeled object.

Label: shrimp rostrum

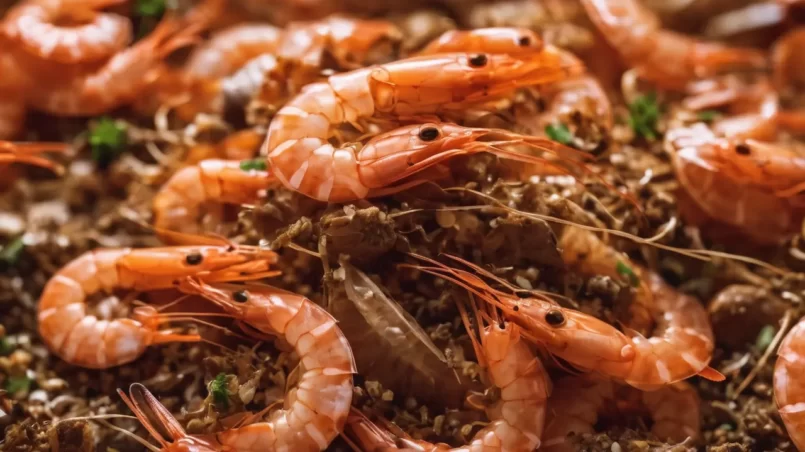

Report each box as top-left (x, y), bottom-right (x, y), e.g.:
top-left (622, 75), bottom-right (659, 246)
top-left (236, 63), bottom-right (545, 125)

top-left (38, 244), bottom-right (278, 369)
top-left (117, 280), bottom-right (356, 452)
top-left (404, 252), bottom-right (723, 391)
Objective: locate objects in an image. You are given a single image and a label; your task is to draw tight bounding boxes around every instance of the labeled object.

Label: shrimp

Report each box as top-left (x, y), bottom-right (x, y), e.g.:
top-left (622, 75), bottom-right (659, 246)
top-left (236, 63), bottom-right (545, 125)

top-left (184, 24), bottom-right (282, 79)
top-left (22, 14), bottom-right (204, 116)
top-left (581, 0), bottom-right (768, 90)
top-left (665, 123), bottom-right (805, 245)
top-left (417, 27), bottom-right (544, 55)
top-left (405, 251), bottom-right (723, 390)
top-left (37, 245), bottom-right (278, 369)
top-left (1, 0), bottom-right (132, 65)
top-left (153, 122), bottom-right (586, 232)
top-left (344, 292), bottom-right (550, 452)
top-left (774, 317), bottom-right (805, 451)
top-left (542, 376), bottom-right (700, 451)
top-left (117, 279), bottom-right (356, 452)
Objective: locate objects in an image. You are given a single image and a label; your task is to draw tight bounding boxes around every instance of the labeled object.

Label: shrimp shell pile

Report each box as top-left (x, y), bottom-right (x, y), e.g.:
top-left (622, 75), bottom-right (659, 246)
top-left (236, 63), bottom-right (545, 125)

top-left (0, 0), bottom-right (804, 451)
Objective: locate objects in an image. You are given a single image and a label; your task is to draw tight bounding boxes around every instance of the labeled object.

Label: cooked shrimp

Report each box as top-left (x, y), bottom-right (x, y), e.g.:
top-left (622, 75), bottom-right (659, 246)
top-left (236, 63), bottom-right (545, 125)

top-left (775, 317), bottom-right (805, 451)
top-left (772, 26), bottom-right (805, 91)
top-left (23, 15), bottom-right (204, 116)
top-left (37, 245), bottom-right (278, 369)
top-left (581, 0), bottom-right (768, 90)
top-left (406, 251), bottom-right (723, 390)
top-left (264, 51), bottom-right (583, 197)
top-left (344, 292), bottom-right (550, 452)
top-left (417, 27), bottom-right (544, 55)
top-left (1, 0), bottom-right (132, 65)
top-left (542, 376), bottom-right (700, 451)
top-left (154, 123), bottom-right (586, 232)
top-left (118, 279), bottom-right (356, 452)
top-left (665, 123), bottom-right (805, 244)
top-left (185, 24), bottom-right (282, 79)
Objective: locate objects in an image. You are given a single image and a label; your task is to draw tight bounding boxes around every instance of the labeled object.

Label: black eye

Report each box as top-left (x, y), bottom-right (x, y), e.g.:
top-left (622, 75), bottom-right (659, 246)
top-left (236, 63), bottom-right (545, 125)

top-left (545, 310), bottom-right (565, 326)
top-left (185, 253), bottom-right (203, 265)
top-left (518, 36), bottom-right (531, 46)
top-left (735, 143), bottom-right (751, 155)
top-left (469, 53), bottom-right (488, 67)
top-left (233, 290), bottom-right (249, 303)
top-left (418, 127), bottom-right (440, 141)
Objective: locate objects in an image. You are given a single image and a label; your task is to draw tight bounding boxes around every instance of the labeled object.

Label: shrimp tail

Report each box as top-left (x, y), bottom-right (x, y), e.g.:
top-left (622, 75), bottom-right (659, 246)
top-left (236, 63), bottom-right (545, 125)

top-left (693, 43), bottom-right (768, 77)
top-left (697, 366), bottom-right (726, 382)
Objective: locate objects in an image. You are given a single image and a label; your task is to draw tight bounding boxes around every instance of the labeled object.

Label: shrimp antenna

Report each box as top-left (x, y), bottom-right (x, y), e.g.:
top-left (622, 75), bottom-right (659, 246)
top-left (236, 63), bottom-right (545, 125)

top-left (65, 414), bottom-right (162, 452)
top-left (117, 386), bottom-right (169, 448)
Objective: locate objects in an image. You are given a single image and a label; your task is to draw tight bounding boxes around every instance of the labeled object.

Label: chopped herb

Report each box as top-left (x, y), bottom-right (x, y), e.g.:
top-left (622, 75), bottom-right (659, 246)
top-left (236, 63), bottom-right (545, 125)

top-left (240, 159), bottom-right (268, 171)
top-left (0, 338), bottom-right (13, 356)
top-left (628, 93), bottom-right (660, 140)
top-left (89, 117), bottom-right (128, 167)
top-left (5, 376), bottom-right (31, 395)
top-left (211, 373), bottom-right (229, 409)
top-left (696, 110), bottom-right (721, 122)
top-left (135, 0), bottom-right (166, 17)
top-left (0, 237), bottom-right (25, 267)
top-left (544, 123), bottom-right (573, 145)
top-left (616, 260), bottom-right (640, 288)
top-left (755, 325), bottom-right (776, 351)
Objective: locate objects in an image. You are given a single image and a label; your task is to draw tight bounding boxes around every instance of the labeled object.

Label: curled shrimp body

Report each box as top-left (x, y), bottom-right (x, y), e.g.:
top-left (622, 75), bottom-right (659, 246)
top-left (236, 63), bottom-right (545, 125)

top-left (2, 0), bottom-right (132, 65)
top-left (665, 123), bottom-right (805, 245)
top-left (130, 280), bottom-right (355, 452)
top-left (264, 51), bottom-right (583, 199)
top-left (408, 252), bottom-right (722, 390)
top-left (37, 246), bottom-right (278, 369)
top-left (23, 15), bottom-right (203, 116)
top-left (417, 27), bottom-right (544, 55)
top-left (345, 297), bottom-right (550, 452)
top-left (185, 24), bottom-right (282, 79)
top-left (153, 123), bottom-right (582, 232)
top-left (775, 318), bottom-right (805, 451)
top-left (581, 0), bottom-right (768, 90)
top-left (542, 376), bottom-right (700, 451)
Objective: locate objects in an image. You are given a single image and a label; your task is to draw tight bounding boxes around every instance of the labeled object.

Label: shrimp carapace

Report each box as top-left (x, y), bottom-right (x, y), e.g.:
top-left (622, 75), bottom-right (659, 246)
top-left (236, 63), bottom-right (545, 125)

top-left (37, 245), bottom-right (278, 369)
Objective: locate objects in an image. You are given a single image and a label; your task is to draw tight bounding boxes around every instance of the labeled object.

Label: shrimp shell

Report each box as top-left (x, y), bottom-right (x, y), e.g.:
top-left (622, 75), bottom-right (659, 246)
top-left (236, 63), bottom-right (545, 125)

top-left (775, 318), bottom-right (805, 451)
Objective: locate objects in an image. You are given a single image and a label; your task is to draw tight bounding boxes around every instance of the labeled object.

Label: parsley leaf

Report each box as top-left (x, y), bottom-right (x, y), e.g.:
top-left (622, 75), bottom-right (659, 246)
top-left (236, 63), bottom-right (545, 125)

top-left (210, 373), bottom-right (230, 409)
top-left (616, 260), bottom-right (640, 288)
top-left (89, 117), bottom-right (128, 167)
top-left (240, 159), bottom-right (268, 171)
top-left (628, 93), bottom-right (660, 140)
top-left (544, 123), bottom-right (573, 145)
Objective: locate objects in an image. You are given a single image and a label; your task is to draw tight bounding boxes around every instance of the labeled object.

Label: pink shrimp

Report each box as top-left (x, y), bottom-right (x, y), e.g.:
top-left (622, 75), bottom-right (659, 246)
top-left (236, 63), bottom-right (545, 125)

top-left (581, 0), bottom-right (768, 90)
top-left (405, 251), bottom-right (723, 391)
top-left (775, 317), bottom-right (805, 451)
top-left (21, 14), bottom-right (204, 117)
top-left (117, 279), bottom-right (356, 451)
top-left (1, 0), bottom-right (132, 65)
top-left (184, 24), bottom-right (282, 79)
top-left (37, 245), bottom-right (278, 369)
top-left (344, 292), bottom-right (550, 452)
top-left (542, 376), bottom-right (700, 451)
top-left (665, 123), bottom-right (805, 245)
top-left (153, 122), bottom-right (586, 232)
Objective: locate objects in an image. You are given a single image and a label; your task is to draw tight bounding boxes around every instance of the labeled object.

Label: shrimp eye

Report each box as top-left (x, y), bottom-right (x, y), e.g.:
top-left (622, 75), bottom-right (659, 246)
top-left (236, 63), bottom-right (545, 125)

top-left (545, 310), bottom-right (565, 327)
top-left (185, 253), bottom-right (204, 265)
top-left (418, 127), bottom-right (440, 141)
top-left (469, 53), bottom-right (488, 67)
top-left (518, 36), bottom-right (531, 46)
top-left (233, 290), bottom-right (249, 303)
top-left (735, 143), bottom-right (751, 155)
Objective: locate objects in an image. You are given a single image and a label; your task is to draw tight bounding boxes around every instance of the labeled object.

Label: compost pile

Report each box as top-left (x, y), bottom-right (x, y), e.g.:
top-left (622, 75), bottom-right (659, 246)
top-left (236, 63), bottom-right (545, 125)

top-left (1, 0), bottom-right (804, 451)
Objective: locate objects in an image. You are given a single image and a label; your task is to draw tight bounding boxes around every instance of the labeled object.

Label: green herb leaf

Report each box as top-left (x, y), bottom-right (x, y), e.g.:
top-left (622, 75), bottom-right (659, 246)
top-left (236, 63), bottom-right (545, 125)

top-left (616, 260), bottom-right (640, 288)
top-left (544, 123), bottom-right (573, 145)
top-left (0, 237), bottom-right (25, 267)
top-left (755, 325), bottom-right (776, 351)
top-left (696, 110), bottom-right (721, 123)
top-left (89, 117), bottom-right (128, 167)
top-left (240, 159), bottom-right (268, 172)
top-left (5, 376), bottom-right (31, 395)
top-left (135, 0), bottom-right (166, 17)
top-left (211, 373), bottom-right (229, 409)
top-left (628, 93), bottom-right (660, 140)
top-left (0, 338), bottom-right (14, 356)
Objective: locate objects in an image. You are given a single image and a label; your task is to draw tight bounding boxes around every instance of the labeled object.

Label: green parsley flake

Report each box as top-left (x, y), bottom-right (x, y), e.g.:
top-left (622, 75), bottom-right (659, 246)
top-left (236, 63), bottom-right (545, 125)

top-left (89, 117), bottom-right (128, 167)
top-left (0, 237), bottom-right (25, 267)
top-left (544, 123), bottom-right (573, 145)
top-left (211, 373), bottom-right (229, 409)
top-left (5, 376), bottom-right (31, 395)
top-left (240, 159), bottom-right (268, 171)
top-left (615, 260), bottom-right (640, 288)
top-left (696, 110), bottom-right (721, 123)
top-left (755, 325), bottom-right (776, 352)
top-left (628, 93), bottom-right (660, 140)
top-left (135, 0), bottom-right (166, 17)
